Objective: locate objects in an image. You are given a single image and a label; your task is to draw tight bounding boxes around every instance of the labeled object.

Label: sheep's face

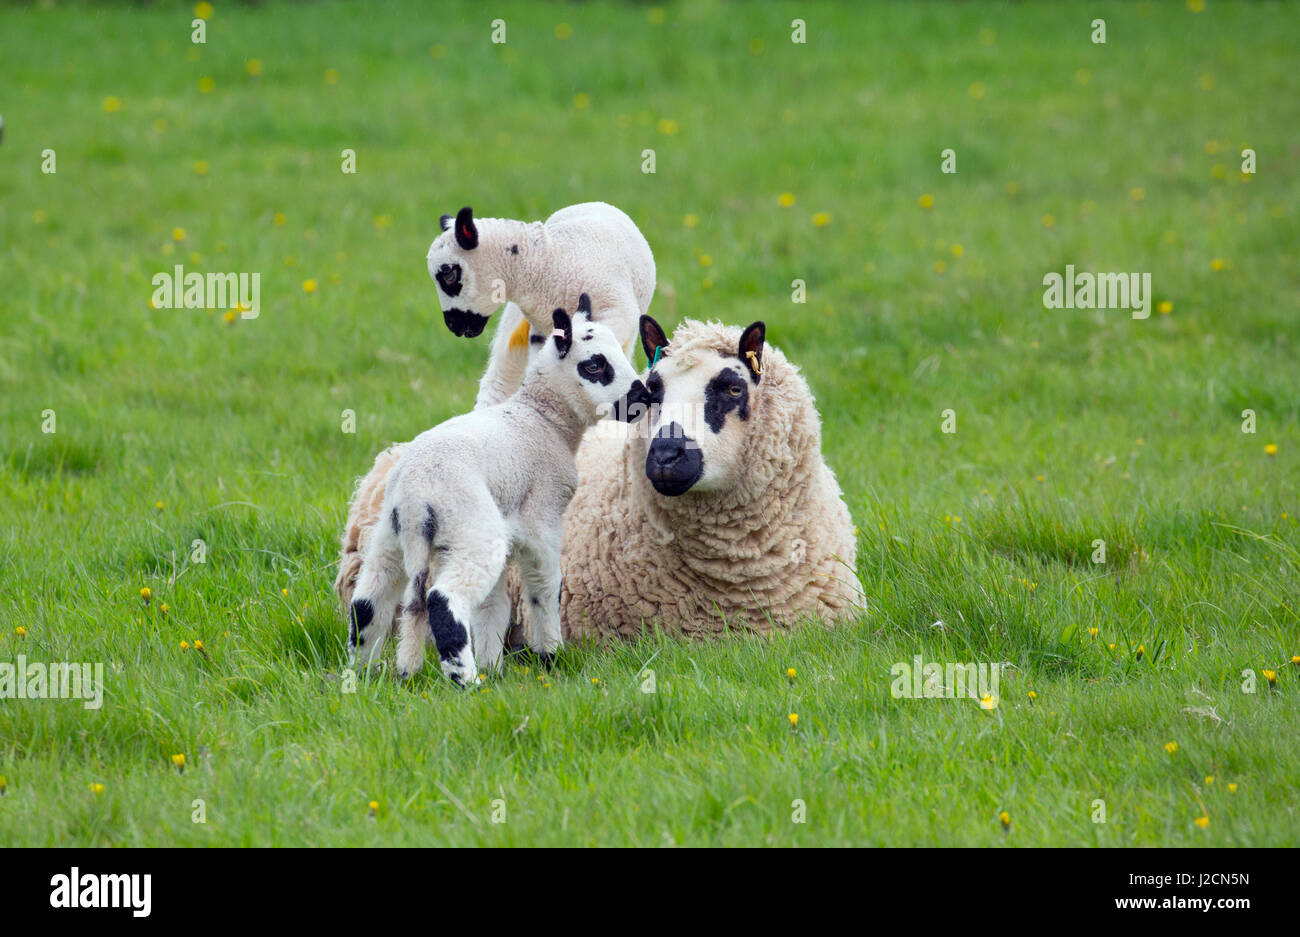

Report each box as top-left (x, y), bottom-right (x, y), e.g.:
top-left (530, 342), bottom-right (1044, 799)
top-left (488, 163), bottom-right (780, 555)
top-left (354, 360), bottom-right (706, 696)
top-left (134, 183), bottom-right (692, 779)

top-left (639, 317), bottom-right (766, 497)
top-left (427, 206), bottom-right (493, 338)
top-left (548, 297), bottom-right (651, 424)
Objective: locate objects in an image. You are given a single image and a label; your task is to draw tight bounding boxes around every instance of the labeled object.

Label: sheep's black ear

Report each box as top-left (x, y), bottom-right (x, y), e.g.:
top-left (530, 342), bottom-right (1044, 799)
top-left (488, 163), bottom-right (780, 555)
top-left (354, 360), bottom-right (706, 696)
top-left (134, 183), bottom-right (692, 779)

top-left (552, 308), bottom-right (572, 359)
top-left (738, 321), bottom-right (766, 382)
top-left (576, 292), bottom-right (592, 319)
top-left (640, 314), bottom-right (669, 365)
top-left (454, 206), bottom-right (478, 250)
top-left (440, 213), bottom-right (453, 232)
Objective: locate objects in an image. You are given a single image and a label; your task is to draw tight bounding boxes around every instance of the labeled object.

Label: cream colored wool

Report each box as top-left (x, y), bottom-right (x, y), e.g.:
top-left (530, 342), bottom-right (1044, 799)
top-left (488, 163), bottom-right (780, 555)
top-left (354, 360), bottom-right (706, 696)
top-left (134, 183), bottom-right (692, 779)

top-left (559, 319), bottom-right (862, 638)
top-left (335, 320), bottom-right (863, 640)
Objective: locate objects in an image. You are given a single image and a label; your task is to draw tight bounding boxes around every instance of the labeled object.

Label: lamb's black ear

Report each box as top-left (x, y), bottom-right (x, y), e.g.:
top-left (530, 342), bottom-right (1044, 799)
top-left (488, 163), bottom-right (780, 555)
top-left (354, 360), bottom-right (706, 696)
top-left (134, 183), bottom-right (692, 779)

top-left (738, 321), bottom-right (766, 382)
top-left (440, 214), bottom-right (453, 232)
top-left (552, 308), bottom-right (573, 359)
top-left (454, 206), bottom-right (478, 250)
top-left (576, 292), bottom-right (592, 319)
top-left (640, 314), bottom-right (669, 365)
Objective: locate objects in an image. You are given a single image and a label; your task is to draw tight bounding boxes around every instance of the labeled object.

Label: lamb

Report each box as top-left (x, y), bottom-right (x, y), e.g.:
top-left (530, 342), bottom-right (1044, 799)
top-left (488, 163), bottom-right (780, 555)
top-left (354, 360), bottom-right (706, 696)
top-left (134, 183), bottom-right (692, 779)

top-left (346, 296), bottom-right (651, 683)
top-left (336, 316), bottom-right (863, 644)
top-left (427, 202), bottom-right (656, 408)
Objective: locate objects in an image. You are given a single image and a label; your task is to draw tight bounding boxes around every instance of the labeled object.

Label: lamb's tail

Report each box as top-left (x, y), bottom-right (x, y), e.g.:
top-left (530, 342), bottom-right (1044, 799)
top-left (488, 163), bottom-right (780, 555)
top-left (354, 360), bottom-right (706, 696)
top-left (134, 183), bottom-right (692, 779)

top-left (335, 443), bottom-right (407, 621)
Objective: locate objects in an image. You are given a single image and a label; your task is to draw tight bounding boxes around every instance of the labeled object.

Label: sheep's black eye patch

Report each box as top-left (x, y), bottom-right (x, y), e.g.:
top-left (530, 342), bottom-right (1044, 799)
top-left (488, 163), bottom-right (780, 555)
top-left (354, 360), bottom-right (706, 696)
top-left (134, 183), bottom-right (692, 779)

top-left (703, 369), bottom-right (750, 433)
top-left (435, 263), bottom-right (462, 296)
top-left (578, 354), bottom-right (614, 385)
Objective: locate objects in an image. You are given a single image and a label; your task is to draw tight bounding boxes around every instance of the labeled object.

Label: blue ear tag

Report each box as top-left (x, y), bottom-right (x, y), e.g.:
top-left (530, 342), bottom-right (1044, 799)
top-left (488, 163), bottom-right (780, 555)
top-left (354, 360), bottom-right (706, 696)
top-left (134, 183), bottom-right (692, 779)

top-left (650, 347), bottom-right (663, 369)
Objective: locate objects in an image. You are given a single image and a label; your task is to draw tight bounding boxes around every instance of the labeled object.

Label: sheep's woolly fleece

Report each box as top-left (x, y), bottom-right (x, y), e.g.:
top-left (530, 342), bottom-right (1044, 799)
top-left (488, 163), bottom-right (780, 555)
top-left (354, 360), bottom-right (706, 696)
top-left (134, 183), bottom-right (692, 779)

top-left (335, 321), bottom-right (862, 640)
top-left (559, 319), bottom-right (863, 639)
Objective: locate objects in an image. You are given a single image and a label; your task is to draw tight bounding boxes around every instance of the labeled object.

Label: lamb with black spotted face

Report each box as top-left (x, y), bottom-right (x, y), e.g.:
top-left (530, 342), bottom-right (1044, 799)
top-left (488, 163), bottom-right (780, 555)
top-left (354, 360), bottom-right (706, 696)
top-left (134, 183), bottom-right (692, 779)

top-left (638, 316), bottom-right (768, 497)
top-left (347, 295), bottom-right (650, 685)
top-left (425, 202), bottom-right (656, 409)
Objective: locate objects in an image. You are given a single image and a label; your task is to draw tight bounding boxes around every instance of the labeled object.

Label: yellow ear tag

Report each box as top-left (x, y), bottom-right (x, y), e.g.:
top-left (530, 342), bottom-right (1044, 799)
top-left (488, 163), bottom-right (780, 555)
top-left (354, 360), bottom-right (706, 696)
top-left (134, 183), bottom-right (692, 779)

top-left (745, 350), bottom-right (764, 375)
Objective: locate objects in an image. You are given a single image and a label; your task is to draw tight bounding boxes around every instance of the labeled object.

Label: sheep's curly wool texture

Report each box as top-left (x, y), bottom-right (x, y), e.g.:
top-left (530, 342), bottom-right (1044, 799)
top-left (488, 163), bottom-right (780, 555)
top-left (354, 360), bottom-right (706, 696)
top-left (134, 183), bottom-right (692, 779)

top-left (335, 321), bottom-right (862, 640)
top-left (559, 320), bottom-right (862, 639)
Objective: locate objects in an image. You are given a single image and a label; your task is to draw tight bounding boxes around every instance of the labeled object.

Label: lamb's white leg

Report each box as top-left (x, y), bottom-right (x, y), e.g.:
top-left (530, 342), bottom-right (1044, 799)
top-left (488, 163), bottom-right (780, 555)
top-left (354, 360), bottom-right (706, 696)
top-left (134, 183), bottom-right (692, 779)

top-left (395, 569), bottom-right (431, 679)
top-left (474, 302), bottom-right (532, 409)
top-left (473, 576), bottom-right (511, 674)
top-left (391, 522), bottom-right (437, 678)
top-left (348, 520), bottom-right (404, 670)
top-left (516, 536), bottom-right (564, 663)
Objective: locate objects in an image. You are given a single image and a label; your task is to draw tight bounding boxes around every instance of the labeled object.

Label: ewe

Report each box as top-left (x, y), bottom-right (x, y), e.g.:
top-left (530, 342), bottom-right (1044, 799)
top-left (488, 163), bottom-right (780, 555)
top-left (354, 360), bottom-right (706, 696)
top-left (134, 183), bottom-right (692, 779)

top-left (347, 298), bottom-right (650, 683)
top-left (427, 202), bottom-right (656, 407)
top-left (558, 316), bottom-right (863, 638)
top-left (337, 316), bottom-right (862, 644)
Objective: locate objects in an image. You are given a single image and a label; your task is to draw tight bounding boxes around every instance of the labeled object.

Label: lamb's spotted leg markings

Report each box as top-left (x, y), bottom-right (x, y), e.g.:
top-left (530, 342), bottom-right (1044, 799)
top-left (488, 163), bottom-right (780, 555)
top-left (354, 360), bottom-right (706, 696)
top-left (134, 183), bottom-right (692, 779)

top-left (348, 520), bottom-right (404, 668)
top-left (348, 599), bottom-right (372, 654)
top-left (426, 590), bottom-right (476, 685)
top-left (395, 572), bottom-right (429, 678)
top-left (394, 531), bottom-right (434, 678)
top-left (424, 531), bottom-right (505, 685)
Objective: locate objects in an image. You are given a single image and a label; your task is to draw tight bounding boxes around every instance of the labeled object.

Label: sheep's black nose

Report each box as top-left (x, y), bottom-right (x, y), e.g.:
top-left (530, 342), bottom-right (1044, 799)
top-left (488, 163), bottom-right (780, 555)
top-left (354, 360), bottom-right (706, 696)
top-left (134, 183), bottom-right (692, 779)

top-left (645, 423), bottom-right (703, 495)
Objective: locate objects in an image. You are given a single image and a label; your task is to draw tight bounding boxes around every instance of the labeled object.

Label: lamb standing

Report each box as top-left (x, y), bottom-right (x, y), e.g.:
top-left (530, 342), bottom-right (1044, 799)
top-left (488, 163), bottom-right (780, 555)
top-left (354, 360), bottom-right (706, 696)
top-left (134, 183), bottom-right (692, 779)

top-left (427, 202), bottom-right (656, 408)
top-left (347, 297), bottom-right (651, 683)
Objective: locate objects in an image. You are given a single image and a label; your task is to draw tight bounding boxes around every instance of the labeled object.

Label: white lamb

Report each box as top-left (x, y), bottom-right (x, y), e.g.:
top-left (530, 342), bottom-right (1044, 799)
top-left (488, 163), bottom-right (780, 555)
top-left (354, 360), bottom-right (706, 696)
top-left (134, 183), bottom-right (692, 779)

top-left (338, 317), bottom-right (863, 644)
top-left (347, 297), bottom-right (651, 684)
top-left (426, 202), bottom-right (656, 407)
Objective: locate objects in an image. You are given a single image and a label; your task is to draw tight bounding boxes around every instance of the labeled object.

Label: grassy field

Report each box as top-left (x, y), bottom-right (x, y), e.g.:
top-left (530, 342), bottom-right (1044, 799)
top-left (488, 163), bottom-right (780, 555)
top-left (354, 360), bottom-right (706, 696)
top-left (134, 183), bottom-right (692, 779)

top-left (1, 0), bottom-right (1298, 846)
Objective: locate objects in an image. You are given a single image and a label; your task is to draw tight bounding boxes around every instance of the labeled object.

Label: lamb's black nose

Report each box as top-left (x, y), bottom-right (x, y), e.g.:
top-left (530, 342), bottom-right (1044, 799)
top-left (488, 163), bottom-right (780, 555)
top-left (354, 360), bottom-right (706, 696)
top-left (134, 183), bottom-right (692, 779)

top-left (443, 307), bottom-right (489, 338)
top-left (613, 379), bottom-right (652, 422)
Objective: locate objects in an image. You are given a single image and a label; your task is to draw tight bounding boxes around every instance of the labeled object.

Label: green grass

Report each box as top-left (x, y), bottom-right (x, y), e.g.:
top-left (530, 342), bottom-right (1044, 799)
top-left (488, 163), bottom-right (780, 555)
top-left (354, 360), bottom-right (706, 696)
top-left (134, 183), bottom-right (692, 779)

top-left (1, 0), bottom-right (1298, 846)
